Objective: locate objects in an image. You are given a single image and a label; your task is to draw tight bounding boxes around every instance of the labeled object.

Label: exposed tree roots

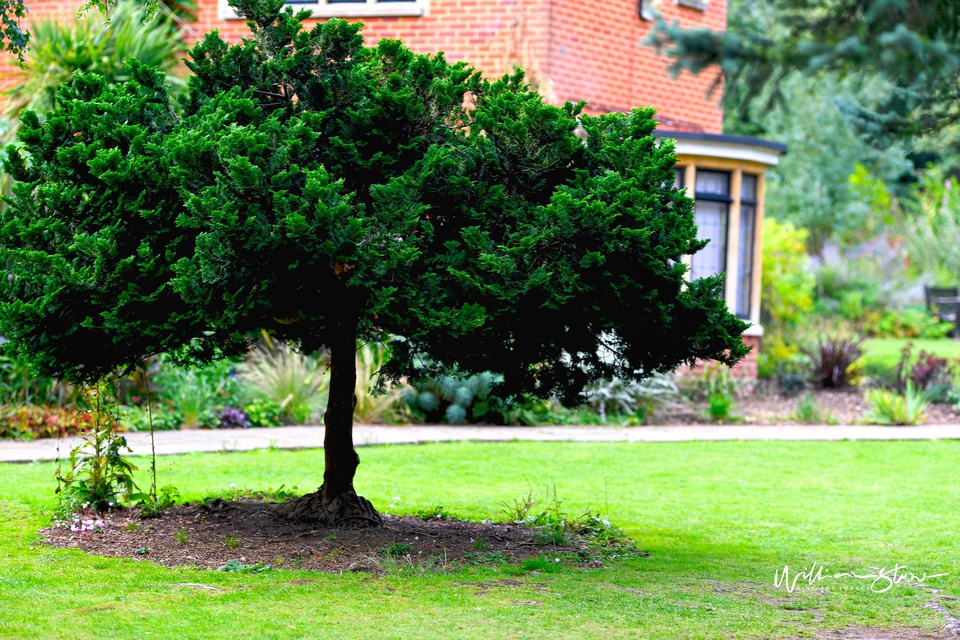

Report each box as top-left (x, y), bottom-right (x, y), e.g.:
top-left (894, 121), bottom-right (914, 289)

top-left (273, 487), bottom-right (383, 528)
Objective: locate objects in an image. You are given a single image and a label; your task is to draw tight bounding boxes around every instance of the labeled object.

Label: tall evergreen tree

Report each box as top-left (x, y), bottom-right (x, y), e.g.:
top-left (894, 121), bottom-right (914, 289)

top-left (0, 0), bottom-right (748, 525)
top-left (648, 0), bottom-right (960, 142)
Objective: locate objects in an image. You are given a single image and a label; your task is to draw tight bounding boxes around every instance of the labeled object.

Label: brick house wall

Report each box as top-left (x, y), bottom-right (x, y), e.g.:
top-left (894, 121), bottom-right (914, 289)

top-left (2, 0), bottom-right (724, 133)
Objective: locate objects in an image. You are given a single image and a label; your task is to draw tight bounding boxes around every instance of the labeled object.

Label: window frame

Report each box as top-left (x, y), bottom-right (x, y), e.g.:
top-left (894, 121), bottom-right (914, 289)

top-left (220, 0), bottom-right (429, 20)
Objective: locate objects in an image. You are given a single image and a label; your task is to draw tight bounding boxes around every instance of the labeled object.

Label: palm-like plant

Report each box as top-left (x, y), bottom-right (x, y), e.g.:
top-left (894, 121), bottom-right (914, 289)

top-left (1, 0), bottom-right (186, 136)
top-left (237, 336), bottom-right (330, 425)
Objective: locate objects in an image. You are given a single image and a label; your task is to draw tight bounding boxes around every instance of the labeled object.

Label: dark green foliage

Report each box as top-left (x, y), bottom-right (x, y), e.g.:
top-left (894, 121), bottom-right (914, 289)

top-left (649, 0), bottom-right (960, 143)
top-left (0, 0), bottom-right (746, 407)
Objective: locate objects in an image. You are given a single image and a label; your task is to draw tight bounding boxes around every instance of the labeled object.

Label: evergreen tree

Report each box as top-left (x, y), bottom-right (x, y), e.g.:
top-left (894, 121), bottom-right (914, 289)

top-left (648, 0), bottom-right (960, 142)
top-left (0, 0), bottom-right (748, 525)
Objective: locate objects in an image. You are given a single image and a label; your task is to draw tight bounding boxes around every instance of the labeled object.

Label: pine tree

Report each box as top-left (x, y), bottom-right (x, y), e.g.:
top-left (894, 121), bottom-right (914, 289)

top-left (648, 0), bottom-right (960, 141)
top-left (0, 0), bottom-right (748, 525)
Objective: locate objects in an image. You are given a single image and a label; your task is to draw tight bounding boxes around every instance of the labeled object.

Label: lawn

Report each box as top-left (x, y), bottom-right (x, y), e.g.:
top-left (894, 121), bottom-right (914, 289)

top-left (861, 337), bottom-right (960, 370)
top-left (2, 440), bottom-right (958, 639)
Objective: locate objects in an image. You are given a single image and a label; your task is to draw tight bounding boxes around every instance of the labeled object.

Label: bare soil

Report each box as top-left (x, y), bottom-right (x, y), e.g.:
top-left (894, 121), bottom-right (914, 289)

top-left (40, 498), bottom-right (623, 574)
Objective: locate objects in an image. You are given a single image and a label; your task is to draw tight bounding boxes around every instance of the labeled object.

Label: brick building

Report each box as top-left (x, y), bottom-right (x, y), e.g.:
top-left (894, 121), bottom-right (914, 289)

top-left (2, 0), bottom-right (784, 376)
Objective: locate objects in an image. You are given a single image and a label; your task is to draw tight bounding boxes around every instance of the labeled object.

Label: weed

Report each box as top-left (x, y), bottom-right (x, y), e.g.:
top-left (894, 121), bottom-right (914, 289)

top-left (463, 551), bottom-right (507, 566)
top-left (502, 483), bottom-right (637, 555)
top-left (175, 529), bottom-right (189, 545)
top-left (135, 547), bottom-right (151, 555)
top-left (472, 538), bottom-right (489, 551)
top-left (382, 542), bottom-right (412, 557)
top-left (792, 393), bottom-right (837, 425)
top-left (533, 528), bottom-right (568, 546)
top-left (139, 485), bottom-right (179, 518)
top-left (516, 556), bottom-right (563, 574)
top-left (55, 384), bottom-right (142, 514)
top-left (217, 559), bottom-right (270, 573)
top-left (414, 505), bottom-right (451, 520)
top-left (224, 534), bottom-right (240, 549)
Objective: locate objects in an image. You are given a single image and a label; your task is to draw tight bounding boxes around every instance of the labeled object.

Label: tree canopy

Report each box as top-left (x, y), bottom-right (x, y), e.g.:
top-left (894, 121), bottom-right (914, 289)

top-left (649, 0), bottom-right (960, 143)
top-left (0, 0), bottom-right (748, 523)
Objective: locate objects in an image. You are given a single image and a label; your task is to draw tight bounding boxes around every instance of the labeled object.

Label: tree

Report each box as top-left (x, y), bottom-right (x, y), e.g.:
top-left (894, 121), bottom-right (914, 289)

top-left (0, 0), bottom-right (748, 525)
top-left (648, 0), bottom-right (960, 143)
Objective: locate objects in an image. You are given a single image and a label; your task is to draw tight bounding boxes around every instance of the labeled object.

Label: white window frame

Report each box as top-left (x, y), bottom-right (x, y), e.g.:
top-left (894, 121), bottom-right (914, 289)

top-left (220, 0), bottom-right (429, 20)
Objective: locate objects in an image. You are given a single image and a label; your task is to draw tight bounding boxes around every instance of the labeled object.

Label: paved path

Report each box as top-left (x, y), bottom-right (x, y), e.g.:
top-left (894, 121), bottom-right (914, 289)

top-left (2, 423), bottom-right (959, 463)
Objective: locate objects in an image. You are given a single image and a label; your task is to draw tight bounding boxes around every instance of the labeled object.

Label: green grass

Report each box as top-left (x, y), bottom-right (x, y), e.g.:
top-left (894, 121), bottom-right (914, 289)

top-left (862, 337), bottom-right (960, 370)
top-left (2, 441), bottom-right (959, 638)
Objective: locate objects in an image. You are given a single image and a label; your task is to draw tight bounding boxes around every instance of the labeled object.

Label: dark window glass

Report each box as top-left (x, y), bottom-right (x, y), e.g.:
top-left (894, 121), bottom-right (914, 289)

top-left (690, 170), bottom-right (730, 285)
top-left (736, 174), bottom-right (758, 318)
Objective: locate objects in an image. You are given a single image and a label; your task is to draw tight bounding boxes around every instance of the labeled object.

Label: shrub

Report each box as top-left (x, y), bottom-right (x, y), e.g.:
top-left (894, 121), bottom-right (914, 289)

top-left (0, 405), bottom-right (92, 440)
top-left (761, 218), bottom-right (815, 333)
top-left (894, 344), bottom-right (956, 402)
top-left (804, 336), bottom-right (864, 389)
top-left (862, 383), bottom-right (929, 426)
top-left (216, 407), bottom-right (252, 429)
top-left (584, 374), bottom-right (679, 424)
top-left (402, 371), bottom-right (505, 424)
top-left (154, 362), bottom-right (233, 429)
top-left (236, 337), bottom-right (328, 425)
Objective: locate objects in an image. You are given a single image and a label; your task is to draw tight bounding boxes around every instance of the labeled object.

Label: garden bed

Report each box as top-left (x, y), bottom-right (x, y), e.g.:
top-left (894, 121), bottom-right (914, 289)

top-left (41, 499), bottom-right (636, 574)
top-left (657, 386), bottom-right (960, 426)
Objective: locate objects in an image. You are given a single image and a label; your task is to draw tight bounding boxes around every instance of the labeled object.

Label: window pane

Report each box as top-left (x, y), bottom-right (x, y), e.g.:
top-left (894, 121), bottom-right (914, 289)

top-left (736, 204), bottom-right (756, 318)
top-left (695, 170), bottom-right (730, 197)
top-left (674, 167), bottom-right (684, 189)
top-left (690, 200), bottom-right (728, 281)
top-left (741, 174), bottom-right (757, 202)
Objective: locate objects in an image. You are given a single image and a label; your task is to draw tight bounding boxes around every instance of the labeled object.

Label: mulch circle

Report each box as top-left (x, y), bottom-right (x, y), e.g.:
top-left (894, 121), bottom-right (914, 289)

top-left (40, 499), bottom-right (615, 574)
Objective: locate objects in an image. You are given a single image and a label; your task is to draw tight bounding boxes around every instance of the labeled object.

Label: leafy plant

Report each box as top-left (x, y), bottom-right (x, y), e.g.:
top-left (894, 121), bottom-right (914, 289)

top-left (402, 371), bottom-right (506, 424)
top-left (760, 217), bottom-right (816, 333)
top-left (804, 336), bottom-right (864, 389)
top-left (139, 485), bottom-right (179, 518)
top-left (0, 0), bottom-right (186, 148)
top-left (382, 542), bottom-right (412, 557)
top-left (217, 559), bottom-right (270, 573)
top-left (414, 505), bottom-right (451, 520)
top-left (585, 373), bottom-right (679, 424)
top-left (353, 342), bottom-right (406, 423)
top-left (895, 343), bottom-right (955, 402)
top-left (236, 336), bottom-right (328, 425)
top-left (55, 385), bottom-right (142, 513)
top-left (216, 406), bottom-right (252, 429)
top-left (242, 399), bottom-right (284, 428)
top-left (155, 363), bottom-right (232, 429)
top-left (706, 392), bottom-right (737, 423)
top-left (862, 382), bottom-right (929, 426)
top-left (0, 354), bottom-right (81, 408)
top-left (0, 405), bottom-right (92, 440)
top-left (792, 393), bottom-right (837, 425)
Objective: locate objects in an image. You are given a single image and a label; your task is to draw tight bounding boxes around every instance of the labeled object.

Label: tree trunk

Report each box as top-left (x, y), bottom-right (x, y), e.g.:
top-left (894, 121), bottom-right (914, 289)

top-left (274, 323), bottom-right (382, 527)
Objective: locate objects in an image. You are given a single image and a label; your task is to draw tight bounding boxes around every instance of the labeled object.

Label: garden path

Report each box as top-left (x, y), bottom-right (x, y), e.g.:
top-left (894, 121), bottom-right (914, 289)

top-left (3, 422), bottom-right (960, 463)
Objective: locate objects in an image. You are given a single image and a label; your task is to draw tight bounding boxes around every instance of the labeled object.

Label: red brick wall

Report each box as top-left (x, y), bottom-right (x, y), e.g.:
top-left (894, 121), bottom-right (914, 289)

top-left (2, 0), bottom-right (723, 132)
top-left (683, 335), bottom-right (760, 379)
